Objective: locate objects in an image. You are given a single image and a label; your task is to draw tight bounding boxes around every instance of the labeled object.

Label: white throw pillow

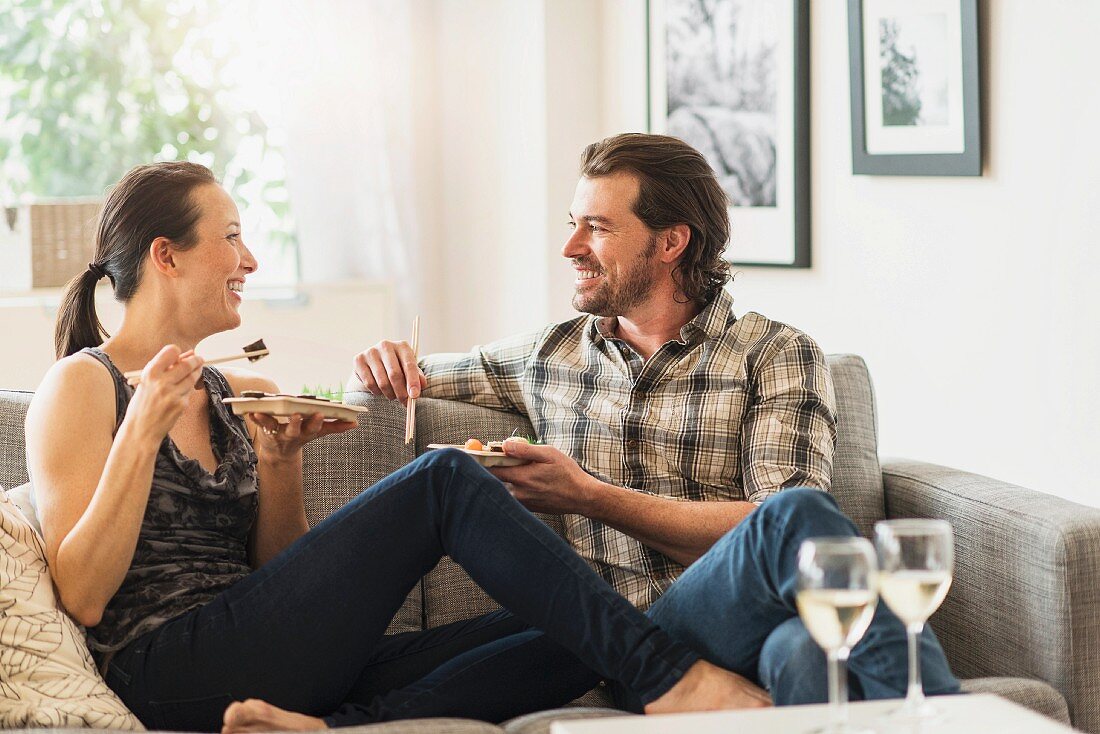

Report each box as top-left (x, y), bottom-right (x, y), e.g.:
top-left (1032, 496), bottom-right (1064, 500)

top-left (7, 482), bottom-right (42, 537)
top-left (0, 488), bottom-right (144, 730)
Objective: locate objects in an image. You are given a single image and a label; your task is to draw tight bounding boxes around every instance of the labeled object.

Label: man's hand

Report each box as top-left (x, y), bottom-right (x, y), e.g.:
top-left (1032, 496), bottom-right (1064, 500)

top-left (351, 340), bottom-right (427, 405)
top-left (489, 439), bottom-right (602, 515)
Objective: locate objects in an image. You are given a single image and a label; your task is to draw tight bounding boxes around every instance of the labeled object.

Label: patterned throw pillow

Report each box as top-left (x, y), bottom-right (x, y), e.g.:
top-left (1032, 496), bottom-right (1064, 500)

top-left (0, 488), bottom-right (144, 730)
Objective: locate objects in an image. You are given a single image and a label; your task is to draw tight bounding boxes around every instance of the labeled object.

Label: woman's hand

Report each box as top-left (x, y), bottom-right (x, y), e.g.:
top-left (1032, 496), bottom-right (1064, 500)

top-left (123, 345), bottom-right (204, 445)
top-left (246, 412), bottom-right (358, 461)
top-left (245, 412), bottom-right (355, 567)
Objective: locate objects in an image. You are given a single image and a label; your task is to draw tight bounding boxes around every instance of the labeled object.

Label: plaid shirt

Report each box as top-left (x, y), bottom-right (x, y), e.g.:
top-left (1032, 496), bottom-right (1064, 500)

top-left (421, 289), bottom-right (837, 609)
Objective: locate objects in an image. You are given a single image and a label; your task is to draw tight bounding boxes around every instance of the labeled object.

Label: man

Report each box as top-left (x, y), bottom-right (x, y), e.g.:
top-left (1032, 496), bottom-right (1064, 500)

top-left (350, 134), bottom-right (958, 705)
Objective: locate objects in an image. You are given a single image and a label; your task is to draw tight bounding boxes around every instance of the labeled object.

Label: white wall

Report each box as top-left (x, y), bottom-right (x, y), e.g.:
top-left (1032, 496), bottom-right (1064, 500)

top-left (420, 0), bottom-right (1100, 506)
top-left (427, 0), bottom-right (552, 352)
top-left (740, 1), bottom-right (1100, 507)
top-left (0, 282), bottom-right (395, 393)
top-left (422, 0), bottom-right (632, 343)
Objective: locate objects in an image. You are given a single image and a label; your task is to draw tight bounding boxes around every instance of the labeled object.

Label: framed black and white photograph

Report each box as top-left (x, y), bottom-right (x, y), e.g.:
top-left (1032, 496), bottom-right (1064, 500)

top-left (848, 0), bottom-right (981, 176)
top-left (647, 0), bottom-right (810, 268)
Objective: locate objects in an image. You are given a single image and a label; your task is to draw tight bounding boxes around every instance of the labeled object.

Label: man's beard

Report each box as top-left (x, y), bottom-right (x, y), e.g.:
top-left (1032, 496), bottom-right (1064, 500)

top-left (572, 233), bottom-right (659, 317)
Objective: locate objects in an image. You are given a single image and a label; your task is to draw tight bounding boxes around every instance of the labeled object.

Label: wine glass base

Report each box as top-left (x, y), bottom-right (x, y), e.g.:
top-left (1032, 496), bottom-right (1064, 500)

top-left (804, 723), bottom-right (877, 734)
top-left (877, 699), bottom-right (943, 726)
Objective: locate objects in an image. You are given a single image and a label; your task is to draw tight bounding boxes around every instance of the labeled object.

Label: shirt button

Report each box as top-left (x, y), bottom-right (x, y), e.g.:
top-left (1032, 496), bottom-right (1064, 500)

top-left (626, 439), bottom-right (639, 449)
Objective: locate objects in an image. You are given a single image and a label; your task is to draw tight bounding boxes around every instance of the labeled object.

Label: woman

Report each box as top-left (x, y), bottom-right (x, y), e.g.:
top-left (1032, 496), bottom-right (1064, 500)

top-left (24, 162), bottom-right (768, 732)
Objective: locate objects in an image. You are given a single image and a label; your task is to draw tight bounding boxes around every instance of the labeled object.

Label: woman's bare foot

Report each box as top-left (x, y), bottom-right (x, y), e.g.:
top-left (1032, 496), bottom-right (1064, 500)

top-left (222, 699), bottom-right (328, 733)
top-left (644, 660), bottom-right (772, 714)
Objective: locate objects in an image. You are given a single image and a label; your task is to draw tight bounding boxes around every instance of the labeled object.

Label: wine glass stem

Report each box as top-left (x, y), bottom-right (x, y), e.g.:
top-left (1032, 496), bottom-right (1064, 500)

top-left (828, 649), bottom-right (849, 726)
top-left (906, 622), bottom-right (926, 708)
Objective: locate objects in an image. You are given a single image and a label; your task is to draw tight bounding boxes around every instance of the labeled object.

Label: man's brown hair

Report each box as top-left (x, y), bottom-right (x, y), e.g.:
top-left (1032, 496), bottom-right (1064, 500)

top-left (579, 133), bottom-right (731, 307)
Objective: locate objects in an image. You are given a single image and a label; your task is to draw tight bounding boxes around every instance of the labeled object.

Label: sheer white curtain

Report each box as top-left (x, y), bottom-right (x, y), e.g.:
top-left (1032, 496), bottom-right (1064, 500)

top-left (248, 0), bottom-right (428, 321)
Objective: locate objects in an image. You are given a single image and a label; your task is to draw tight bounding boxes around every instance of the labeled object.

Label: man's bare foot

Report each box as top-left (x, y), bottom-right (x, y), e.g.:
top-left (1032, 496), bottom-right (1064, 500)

top-left (644, 660), bottom-right (772, 714)
top-left (222, 699), bottom-right (328, 733)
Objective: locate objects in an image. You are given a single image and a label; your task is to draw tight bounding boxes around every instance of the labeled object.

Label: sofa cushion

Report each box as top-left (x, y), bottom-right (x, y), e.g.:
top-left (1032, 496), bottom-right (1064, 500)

top-left (341, 719), bottom-right (504, 733)
top-left (0, 390), bottom-right (32, 490)
top-left (413, 398), bottom-right (533, 629)
top-left (824, 355), bottom-right (884, 538)
top-left (0, 490), bottom-right (143, 730)
top-left (302, 392), bottom-right (416, 526)
top-left (960, 677), bottom-right (1070, 724)
top-left (303, 392), bottom-right (421, 634)
top-left (6, 483), bottom-right (41, 537)
top-left (502, 707), bottom-right (626, 734)
top-left (412, 398), bottom-right (534, 458)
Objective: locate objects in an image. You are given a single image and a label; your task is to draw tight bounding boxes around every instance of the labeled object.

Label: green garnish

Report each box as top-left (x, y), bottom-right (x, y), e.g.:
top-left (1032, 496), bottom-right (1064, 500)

top-left (509, 428), bottom-right (543, 445)
top-left (300, 384), bottom-right (345, 402)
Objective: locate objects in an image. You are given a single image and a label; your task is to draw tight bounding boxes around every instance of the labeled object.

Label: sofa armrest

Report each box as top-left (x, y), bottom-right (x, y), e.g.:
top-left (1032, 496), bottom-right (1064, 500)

top-left (882, 459), bottom-right (1100, 733)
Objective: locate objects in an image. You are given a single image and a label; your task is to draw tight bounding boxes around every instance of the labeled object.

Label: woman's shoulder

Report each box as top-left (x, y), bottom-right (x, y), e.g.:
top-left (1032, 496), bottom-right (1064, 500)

top-left (216, 365), bottom-right (279, 397)
top-left (26, 352), bottom-right (117, 434)
top-left (38, 351), bottom-right (116, 398)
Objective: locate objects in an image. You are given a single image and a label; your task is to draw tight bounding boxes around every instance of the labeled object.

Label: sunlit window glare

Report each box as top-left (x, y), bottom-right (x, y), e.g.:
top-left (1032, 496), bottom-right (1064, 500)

top-left (0, 0), bottom-right (300, 286)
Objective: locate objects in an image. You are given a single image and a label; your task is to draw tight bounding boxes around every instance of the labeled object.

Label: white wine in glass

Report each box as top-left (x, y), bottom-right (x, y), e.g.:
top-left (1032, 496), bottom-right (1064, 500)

top-left (796, 589), bottom-right (877, 652)
top-left (877, 570), bottom-right (951, 626)
top-left (796, 537), bottom-right (878, 734)
top-left (874, 519), bottom-right (954, 721)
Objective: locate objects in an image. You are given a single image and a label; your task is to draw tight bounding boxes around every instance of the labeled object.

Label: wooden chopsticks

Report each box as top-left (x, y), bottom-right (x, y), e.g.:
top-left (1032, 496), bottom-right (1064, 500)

top-left (123, 340), bottom-right (269, 386)
top-left (404, 316), bottom-right (420, 444)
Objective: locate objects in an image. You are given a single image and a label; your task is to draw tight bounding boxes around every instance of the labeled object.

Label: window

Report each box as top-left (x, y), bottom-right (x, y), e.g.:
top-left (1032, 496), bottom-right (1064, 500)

top-left (0, 0), bottom-right (299, 289)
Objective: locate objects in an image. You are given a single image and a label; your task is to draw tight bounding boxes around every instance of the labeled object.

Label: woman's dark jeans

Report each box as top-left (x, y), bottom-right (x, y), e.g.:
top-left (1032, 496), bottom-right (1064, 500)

top-left (105, 449), bottom-right (698, 731)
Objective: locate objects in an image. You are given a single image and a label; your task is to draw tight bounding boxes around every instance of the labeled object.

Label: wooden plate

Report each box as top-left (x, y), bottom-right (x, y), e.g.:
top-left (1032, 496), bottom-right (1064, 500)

top-left (426, 443), bottom-right (529, 467)
top-left (223, 396), bottom-right (368, 423)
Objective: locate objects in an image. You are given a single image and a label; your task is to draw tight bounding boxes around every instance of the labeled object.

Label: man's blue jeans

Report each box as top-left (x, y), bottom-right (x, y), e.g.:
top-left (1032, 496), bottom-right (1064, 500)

top-left (645, 488), bottom-right (960, 705)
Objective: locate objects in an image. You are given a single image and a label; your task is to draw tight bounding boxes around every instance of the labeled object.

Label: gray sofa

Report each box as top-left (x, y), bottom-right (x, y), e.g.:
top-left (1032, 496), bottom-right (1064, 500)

top-left (1, 354), bottom-right (1098, 733)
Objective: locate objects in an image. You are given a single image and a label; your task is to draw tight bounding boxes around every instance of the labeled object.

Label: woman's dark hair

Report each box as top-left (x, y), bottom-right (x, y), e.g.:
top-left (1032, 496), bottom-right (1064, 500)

top-left (579, 133), bottom-right (732, 307)
top-left (54, 162), bottom-right (217, 359)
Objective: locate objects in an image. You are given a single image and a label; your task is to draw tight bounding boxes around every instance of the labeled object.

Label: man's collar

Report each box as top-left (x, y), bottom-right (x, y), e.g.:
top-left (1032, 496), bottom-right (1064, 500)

top-left (588, 289), bottom-right (735, 346)
top-left (678, 288), bottom-right (735, 344)
top-left (592, 315), bottom-right (617, 342)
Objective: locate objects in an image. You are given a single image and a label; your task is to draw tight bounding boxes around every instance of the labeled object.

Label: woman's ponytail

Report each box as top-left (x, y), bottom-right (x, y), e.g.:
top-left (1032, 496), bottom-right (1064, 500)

top-left (51, 161), bottom-right (216, 361)
top-left (54, 265), bottom-right (109, 359)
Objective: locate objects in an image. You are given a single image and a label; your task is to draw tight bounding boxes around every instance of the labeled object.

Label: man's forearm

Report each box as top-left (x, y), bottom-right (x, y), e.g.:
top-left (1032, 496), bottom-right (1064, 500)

top-left (584, 482), bottom-right (757, 566)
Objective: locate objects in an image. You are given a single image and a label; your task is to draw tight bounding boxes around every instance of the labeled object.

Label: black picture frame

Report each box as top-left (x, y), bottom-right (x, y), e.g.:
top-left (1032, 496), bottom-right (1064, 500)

top-left (647, 0), bottom-right (811, 268)
top-left (848, 0), bottom-right (981, 176)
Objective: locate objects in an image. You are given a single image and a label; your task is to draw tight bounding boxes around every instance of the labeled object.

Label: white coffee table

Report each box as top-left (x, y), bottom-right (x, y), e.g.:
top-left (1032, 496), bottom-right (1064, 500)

top-left (549, 694), bottom-right (1077, 733)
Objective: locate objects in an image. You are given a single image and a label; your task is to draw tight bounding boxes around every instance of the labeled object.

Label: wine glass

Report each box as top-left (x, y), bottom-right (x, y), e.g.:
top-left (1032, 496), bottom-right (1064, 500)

top-left (874, 519), bottom-right (954, 721)
top-left (796, 537), bottom-right (879, 734)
